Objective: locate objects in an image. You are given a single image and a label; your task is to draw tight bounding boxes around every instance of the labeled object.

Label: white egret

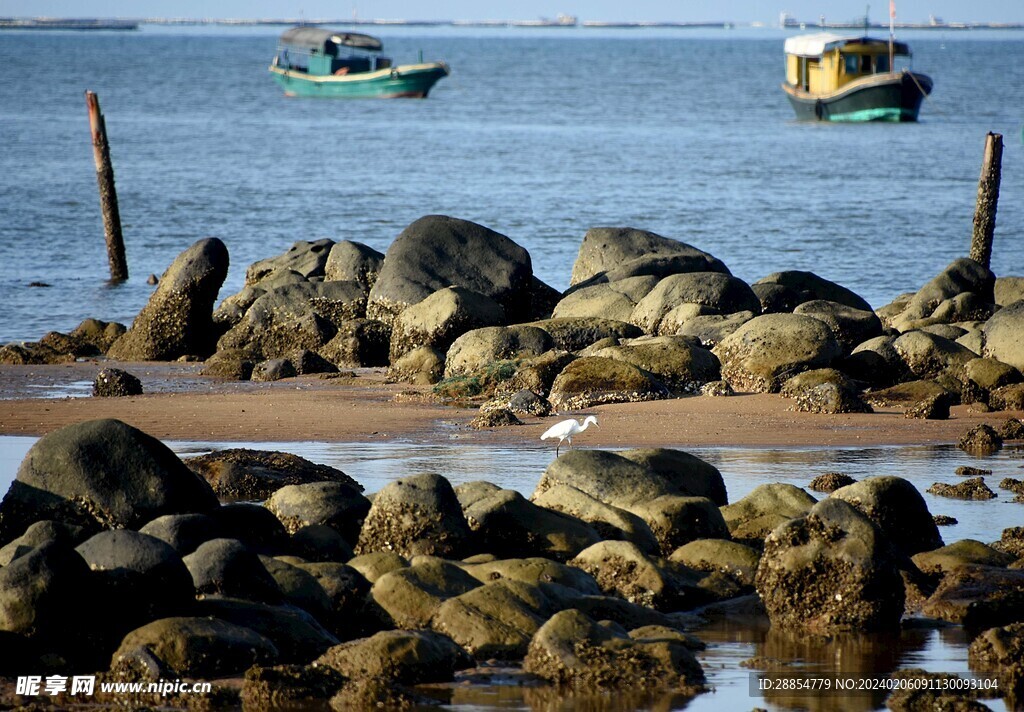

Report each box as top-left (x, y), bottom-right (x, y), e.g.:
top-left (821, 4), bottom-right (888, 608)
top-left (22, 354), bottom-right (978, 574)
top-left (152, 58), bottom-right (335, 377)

top-left (540, 415), bottom-right (599, 455)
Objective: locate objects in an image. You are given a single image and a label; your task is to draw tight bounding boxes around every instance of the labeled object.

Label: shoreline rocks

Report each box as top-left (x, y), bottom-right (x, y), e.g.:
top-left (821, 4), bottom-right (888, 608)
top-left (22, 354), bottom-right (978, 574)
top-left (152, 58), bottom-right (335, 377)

top-left (8, 217), bottom-right (1023, 446)
top-left (3, 215), bottom-right (1024, 707)
top-left (0, 418), bottom-right (1021, 708)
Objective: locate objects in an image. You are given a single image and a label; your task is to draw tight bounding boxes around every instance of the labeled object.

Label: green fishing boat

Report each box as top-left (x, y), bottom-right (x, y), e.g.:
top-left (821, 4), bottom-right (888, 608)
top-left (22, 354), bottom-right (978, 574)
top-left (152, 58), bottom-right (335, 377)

top-left (269, 27), bottom-right (449, 98)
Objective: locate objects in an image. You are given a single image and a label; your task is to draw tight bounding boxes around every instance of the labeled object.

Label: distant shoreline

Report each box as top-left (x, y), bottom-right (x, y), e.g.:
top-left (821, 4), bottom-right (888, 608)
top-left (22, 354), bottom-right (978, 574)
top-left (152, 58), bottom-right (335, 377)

top-left (2, 16), bottom-right (1024, 31)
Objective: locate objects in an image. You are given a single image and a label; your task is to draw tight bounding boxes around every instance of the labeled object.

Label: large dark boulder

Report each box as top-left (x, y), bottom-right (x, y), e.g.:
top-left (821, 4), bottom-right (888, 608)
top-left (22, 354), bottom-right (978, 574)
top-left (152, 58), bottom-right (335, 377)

top-left (0, 519), bottom-right (86, 566)
top-left (367, 215), bottom-right (534, 325)
top-left (793, 300), bottom-right (883, 352)
top-left (0, 419), bottom-right (218, 545)
top-left (108, 238), bottom-right (229, 360)
top-left (553, 276), bottom-right (660, 322)
top-left (183, 538), bottom-right (283, 603)
top-left (355, 473), bottom-right (471, 559)
top-left (569, 227), bottom-right (727, 287)
top-left (0, 543), bottom-right (99, 665)
top-left (217, 281), bottom-right (367, 359)
top-left (320, 317), bottom-right (391, 367)
top-left (755, 498), bottom-right (906, 632)
top-left (246, 239), bottom-right (334, 285)
top-left (369, 558), bottom-right (480, 629)
top-left (184, 448), bottom-right (362, 502)
top-left (829, 476), bottom-right (942, 557)
top-left (260, 556), bottom-right (334, 625)
top-left (195, 597), bottom-right (339, 663)
top-left (569, 540), bottom-right (707, 611)
top-left (443, 325), bottom-right (553, 378)
top-left (460, 556), bottom-right (602, 596)
top-left (324, 240), bottom-right (385, 290)
top-left (529, 317), bottom-right (643, 353)
top-left (290, 561), bottom-right (375, 638)
top-left (892, 330), bottom-right (976, 380)
top-left (669, 539), bottom-right (761, 588)
top-left (627, 495), bottom-right (730, 555)
top-left (388, 286), bottom-right (505, 362)
top-left (535, 450), bottom-right (668, 510)
top-left (464, 487), bottom-right (601, 562)
top-left (76, 530), bottom-right (195, 640)
top-left (548, 355), bottom-right (669, 410)
top-left (139, 513), bottom-right (223, 556)
top-left (983, 300), bottom-right (1024, 372)
top-left (112, 616), bottom-right (279, 678)
top-left (753, 271), bottom-right (872, 312)
top-left (533, 484), bottom-right (660, 554)
top-left (888, 258), bottom-right (995, 332)
top-left (619, 448), bottom-right (728, 505)
top-left (590, 336), bottom-right (720, 394)
top-left (208, 502), bottom-right (291, 554)
top-left (266, 481), bottom-right (370, 545)
top-left (720, 483), bottom-right (818, 544)
top-left (316, 629), bottom-right (472, 684)
top-left (523, 608), bottom-right (705, 690)
top-left (431, 579), bottom-right (555, 659)
top-left (630, 272), bottom-right (761, 334)
top-left (713, 313), bottom-right (843, 393)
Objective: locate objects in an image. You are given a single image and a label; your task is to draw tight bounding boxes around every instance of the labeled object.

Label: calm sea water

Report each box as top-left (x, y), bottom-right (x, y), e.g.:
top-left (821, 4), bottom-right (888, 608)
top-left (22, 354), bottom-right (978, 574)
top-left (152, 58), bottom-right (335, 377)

top-left (0, 25), bottom-right (1023, 342)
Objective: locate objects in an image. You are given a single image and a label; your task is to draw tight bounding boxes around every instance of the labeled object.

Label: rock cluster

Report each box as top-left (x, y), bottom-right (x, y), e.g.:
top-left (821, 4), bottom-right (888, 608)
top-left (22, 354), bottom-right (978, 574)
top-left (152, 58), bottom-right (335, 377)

top-left (3, 418), bottom-right (1022, 708)
top-left (5, 217), bottom-right (1023, 431)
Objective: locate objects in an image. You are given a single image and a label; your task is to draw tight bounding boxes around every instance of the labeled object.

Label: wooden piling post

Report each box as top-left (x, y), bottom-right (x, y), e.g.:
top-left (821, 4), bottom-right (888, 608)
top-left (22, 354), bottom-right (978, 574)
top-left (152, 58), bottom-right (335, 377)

top-left (85, 90), bottom-right (128, 281)
top-left (969, 132), bottom-right (1003, 270)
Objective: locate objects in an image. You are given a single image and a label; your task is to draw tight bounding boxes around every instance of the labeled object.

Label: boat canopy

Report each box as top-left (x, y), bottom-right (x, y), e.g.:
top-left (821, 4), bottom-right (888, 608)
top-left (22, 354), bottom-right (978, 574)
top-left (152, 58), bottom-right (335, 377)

top-left (784, 33), bottom-right (909, 58)
top-left (278, 27), bottom-right (383, 54)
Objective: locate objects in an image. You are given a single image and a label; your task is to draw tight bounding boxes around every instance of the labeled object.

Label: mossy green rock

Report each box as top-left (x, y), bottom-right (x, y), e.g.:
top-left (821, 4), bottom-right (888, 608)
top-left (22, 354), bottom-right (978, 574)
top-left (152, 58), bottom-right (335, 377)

top-left (549, 356), bottom-right (668, 410)
top-left (714, 314), bottom-right (842, 393)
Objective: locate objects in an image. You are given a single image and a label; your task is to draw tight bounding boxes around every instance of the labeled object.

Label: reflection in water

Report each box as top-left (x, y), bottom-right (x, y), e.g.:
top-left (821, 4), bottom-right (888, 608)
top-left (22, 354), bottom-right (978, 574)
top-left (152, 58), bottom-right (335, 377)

top-left (757, 627), bottom-right (928, 712)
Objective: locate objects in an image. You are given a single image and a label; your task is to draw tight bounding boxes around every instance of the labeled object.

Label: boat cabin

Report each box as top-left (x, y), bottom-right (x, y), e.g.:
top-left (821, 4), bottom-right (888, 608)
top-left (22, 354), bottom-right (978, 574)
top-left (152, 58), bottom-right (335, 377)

top-left (784, 33), bottom-right (910, 93)
top-left (273, 27), bottom-right (392, 76)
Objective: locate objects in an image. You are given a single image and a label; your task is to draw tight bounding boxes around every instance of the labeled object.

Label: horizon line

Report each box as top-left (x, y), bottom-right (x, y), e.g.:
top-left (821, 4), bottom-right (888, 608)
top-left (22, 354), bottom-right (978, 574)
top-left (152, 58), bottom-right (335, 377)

top-left (3, 15), bottom-right (1023, 28)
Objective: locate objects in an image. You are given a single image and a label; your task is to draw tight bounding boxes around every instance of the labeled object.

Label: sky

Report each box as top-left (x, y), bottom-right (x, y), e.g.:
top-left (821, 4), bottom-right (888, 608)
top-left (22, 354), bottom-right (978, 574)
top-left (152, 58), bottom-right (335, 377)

top-left (3, 1), bottom-right (1024, 25)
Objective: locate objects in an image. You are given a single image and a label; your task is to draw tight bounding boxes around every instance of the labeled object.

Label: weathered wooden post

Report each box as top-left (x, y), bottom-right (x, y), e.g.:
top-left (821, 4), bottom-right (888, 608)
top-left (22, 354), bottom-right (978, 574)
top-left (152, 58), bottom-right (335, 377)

top-left (969, 132), bottom-right (1003, 270)
top-left (85, 90), bottom-right (128, 281)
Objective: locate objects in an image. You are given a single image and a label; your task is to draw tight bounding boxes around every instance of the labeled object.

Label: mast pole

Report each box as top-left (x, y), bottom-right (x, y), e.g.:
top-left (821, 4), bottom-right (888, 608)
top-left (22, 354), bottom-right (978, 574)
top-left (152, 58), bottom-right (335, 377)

top-left (889, 0), bottom-right (896, 72)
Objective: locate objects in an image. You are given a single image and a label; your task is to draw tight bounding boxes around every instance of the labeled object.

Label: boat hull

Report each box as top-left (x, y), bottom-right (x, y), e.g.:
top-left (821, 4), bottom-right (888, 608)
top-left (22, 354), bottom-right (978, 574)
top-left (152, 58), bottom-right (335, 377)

top-left (783, 71), bottom-right (932, 122)
top-left (269, 62), bottom-right (449, 98)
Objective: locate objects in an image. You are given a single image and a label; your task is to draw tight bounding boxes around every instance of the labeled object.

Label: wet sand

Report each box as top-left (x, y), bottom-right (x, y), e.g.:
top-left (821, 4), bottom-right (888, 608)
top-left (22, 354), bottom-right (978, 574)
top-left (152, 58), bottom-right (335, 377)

top-left (1, 361), bottom-right (1020, 448)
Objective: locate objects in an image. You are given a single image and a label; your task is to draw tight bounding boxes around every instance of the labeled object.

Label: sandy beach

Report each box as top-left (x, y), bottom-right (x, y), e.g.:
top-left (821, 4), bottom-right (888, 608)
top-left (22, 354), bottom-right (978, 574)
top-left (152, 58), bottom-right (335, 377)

top-left (1, 361), bottom-right (1019, 448)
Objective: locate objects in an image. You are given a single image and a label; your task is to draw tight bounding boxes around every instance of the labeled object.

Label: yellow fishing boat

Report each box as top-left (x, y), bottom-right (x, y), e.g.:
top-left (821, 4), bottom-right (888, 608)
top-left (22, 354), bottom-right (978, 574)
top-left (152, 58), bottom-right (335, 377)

top-left (781, 33), bottom-right (932, 122)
